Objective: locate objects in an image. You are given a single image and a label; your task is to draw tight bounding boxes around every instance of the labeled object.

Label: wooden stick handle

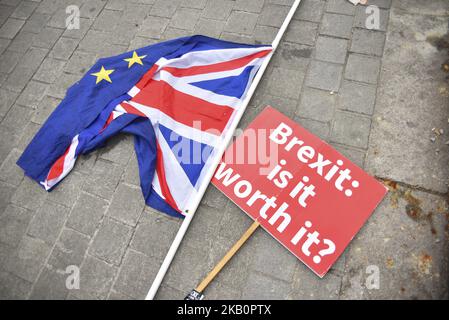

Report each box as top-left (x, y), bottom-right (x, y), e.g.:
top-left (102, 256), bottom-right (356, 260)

top-left (195, 220), bottom-right (260, 293)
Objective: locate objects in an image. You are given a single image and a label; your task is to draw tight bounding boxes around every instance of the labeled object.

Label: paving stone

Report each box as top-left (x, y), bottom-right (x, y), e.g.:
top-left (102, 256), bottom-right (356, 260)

top-left (122, 3), bottom-right (153, 24)
top-left (89, 217), bottom-right (133, 266)
top-left (202, 0), bottom-right (234, 20)
top-left (0, 50), bottom-right (22, 74)
top-left (83, 159), bottom-right (123, 200)
top-left (0, 269), bottom-right (32, 300)
top-left (0, 4), bottom-right (15, 26)
top-left (131, 211), bottom-right (181, 260)
top-left (235, 0), bottom-right (264, 13)
top-left (254, 25), bottom-right (277, 44)
top-left (45, 7), bottom-right (68, 29)
top-left (11, 1), bottom-right (38, 20)
top-left (340, 190), bottom-right (448, 299)
top-left (7, 31), bottom-right (33, 53)
top-left (224, 11), bottom-right (258, 36)
top-left (364, 0), bottom-right (392, 8)
top-left (80, 0), bottom-right (106, 19)
top-left (164, 242), bottom-right (210, 292)
top-left (150, 0), bottom-right (181, 18)
top-left (0, 204), bottom-right (33, 248)
top-left (220, 32), bottom-right (255, 45)
top-left (290, 264), bottom-right (342, 299)
top-left (108, 290), bottom-right (133, 300)
top-left (294, 0), bottom-right (325, 22)
top-left (295, 117), bottom-right (330, 141)
top-left (11, 174), bottom-right (46, 212)
top-left (77, 29), bottom-right (111, 54)
top-left (267, 67), bottom-right (304, 99)
top-left (47, 171), bottom-right (84, 208)
top-left (284, 20), bottom-right (318, 45)
top-left (271, 42), bottom-right (311, 71)
top-left (63, 50), bottom-right (98, 75)
top-left (155, 284), bottom-right (185, 300)
top-left (350, 28), bottom-right (386, 57)
top-left (345, 54), bottom-right (381, 84)
top-left (365, 10), bottom-right (449, 192)
top-left (331, 143), bottom-right (366, 168)
top-left (338, 80), bottom-right (376, 115)
top-left (32, 95), bottom-right (60, 124)
top-left (215, 200), bottom-right (254, 243)
top-left (315, 35), bottom-right (348, 64)
top-left (29, 266), bottom-right (70, 300)
top-left (268, 0), bottom-right (295, 4)
top-left (46, 72), bottom-right (81, 99)
top-left (32, 27), bottom-right (63, 49)
top-left (128, 36), bottom-right (158, 51)
top-left (194, 18), bottom-right (225, 38)
top-left (113, 249), bottom-right (161, 299)
top-left (16, 80), bottom-right (48, 109)
top-left (21, 47), bottom-right (48, 72)
top-left (162, 27), bottom-right (192, 40)
top-left (242, 271), bottom-right (291, 299)
top-left (66, 192), bottom-right (109, 237)
top-left (258, 4), bottom-right (290, 28)
top-left (0, 18), bottom-right (25, 39)
top-left (0, 181), bottom-right (16, 214)
top-left (0, 128), bottom-right (16, 168)
top-left (22, 12), bottom-right (50, 34)
top-left (33, 57), bottom-right (66, 84)
top-left (0, 38), bottom-right (10, 55)
top-left (72, 255), bottom-right (117, 300)
top-left (27, 200), bottom-right (69, 245)
top-left (326, 0), bottom-right (356, 16)
top-left (122, 154), bottom-right (140, 186)
top-left (202, 184), bottom-right (228, 210)
top-left (137, 15), bottom-right (169, 39)
top-left (305, 60), bottom-right (343, 92)
top-left (320, 13), bottom-right (353, 39)
top-left (105, 0), bottom-right (127, 11)
top-left (250, 231), bottom-right (298, 282)
top-left (4, 66), bottom-right (35, 93)
top-left (63, 17), bottom-right (94, 39)
top-left (331, 111), bottom-right (371, 149)
top-left (297, 87), bottom-right (336, 122)
top-left (260, 94), bottom-right (298, 118)
top-left (181, 0), bottom-right (207, 9)
top-left (1, 104), bottom-right (33, 139)
top-left (99, 133), bottom-right (133, 165)
top-left (92, 9), bottom-right (123, 31)
top-left (6, 235), bottom-right (51, 283)
top-left (0, 89), bottom-right (18, 117)
top-left (48, 228), bottom-right (90, 271)
top-left (169, 7), bottom-right (201, 31)
top-left (354, 6), bottom-right (389, 32)
top-left (49, 37), bottom-right (79, 60)
top-left (0, 148), bottom-right (24, 187)
top-left (107, 183), bottom-right (144, 226)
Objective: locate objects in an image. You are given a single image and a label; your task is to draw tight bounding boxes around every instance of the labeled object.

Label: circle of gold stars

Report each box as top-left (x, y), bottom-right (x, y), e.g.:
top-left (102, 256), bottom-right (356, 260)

top-left (91, 51), bottom-right (147, 85)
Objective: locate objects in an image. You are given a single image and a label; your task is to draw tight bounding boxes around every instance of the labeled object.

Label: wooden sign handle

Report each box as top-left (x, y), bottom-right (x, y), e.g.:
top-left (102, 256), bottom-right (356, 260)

top-left (195, 220), bottom-right (260, 293)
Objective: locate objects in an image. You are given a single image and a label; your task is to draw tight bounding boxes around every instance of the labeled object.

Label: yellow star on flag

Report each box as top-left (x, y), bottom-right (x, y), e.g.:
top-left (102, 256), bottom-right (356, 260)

top-left (91, 66), bottom-right (114, 84)
top-left (124, 51), bottom-right (147, 68)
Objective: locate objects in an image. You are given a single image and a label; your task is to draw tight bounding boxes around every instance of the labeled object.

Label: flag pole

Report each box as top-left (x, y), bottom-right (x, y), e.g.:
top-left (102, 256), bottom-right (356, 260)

top-left (145, 0), bottom-right (302, 300)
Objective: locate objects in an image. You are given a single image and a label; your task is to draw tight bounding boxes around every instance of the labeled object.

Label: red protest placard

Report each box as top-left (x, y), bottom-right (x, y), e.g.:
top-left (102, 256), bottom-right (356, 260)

top-left (212, 106), bottom-right (388, 277)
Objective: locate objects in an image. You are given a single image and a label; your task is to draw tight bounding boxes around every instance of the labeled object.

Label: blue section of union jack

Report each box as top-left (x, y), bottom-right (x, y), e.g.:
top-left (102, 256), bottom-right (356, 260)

top-left (17, 35), bottom-right (272, 218)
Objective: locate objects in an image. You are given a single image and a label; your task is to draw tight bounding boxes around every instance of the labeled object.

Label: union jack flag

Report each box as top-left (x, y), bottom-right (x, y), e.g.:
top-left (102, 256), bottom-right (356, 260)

top-left (17, 36), bottom-right (272, 218)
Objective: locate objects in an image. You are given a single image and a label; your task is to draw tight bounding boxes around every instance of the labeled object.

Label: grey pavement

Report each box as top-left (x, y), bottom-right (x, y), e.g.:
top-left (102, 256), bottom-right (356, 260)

top-left (0, 0), bottom-right (448, 300)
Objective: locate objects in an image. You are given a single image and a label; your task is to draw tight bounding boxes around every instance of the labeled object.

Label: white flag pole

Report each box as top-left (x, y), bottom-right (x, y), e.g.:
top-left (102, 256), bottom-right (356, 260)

top-left (145, 0), bottom-right (302, 300)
